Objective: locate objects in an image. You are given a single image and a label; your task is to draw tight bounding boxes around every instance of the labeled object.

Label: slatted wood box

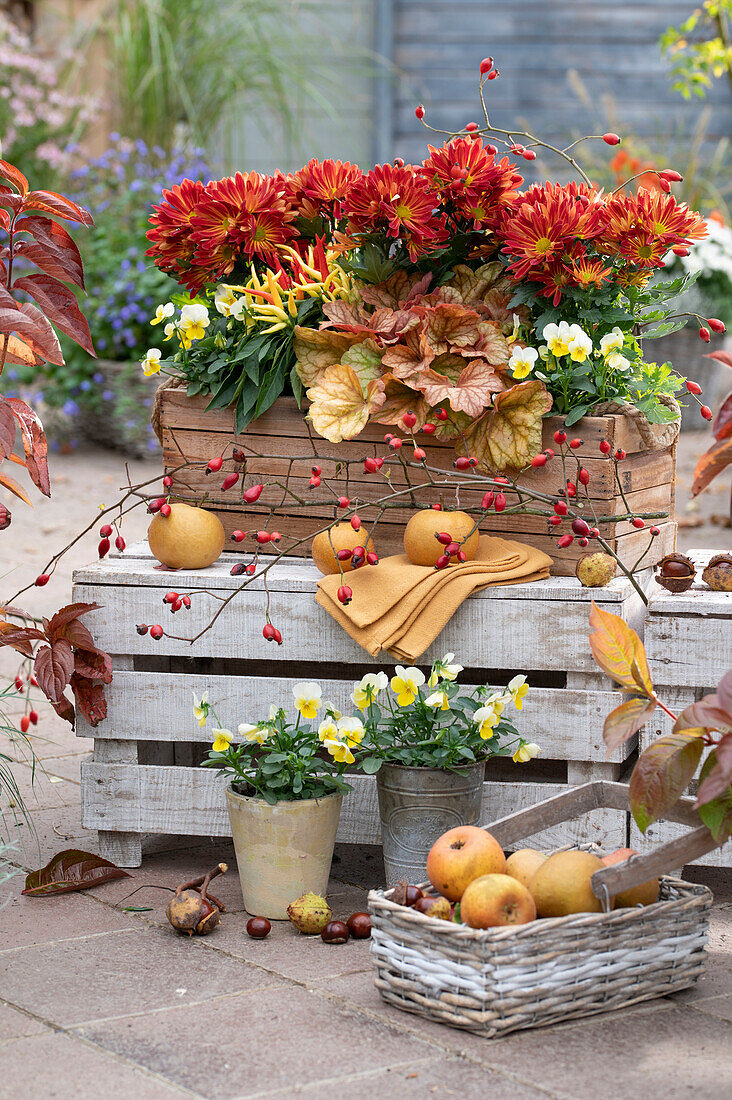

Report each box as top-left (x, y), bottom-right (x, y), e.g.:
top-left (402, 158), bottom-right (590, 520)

top-left (73, 542), bottom-right (646, 867)
top-left (159, 390), bottom-right (676, 576)
top-left (631, 550), bottom-right (732, 869)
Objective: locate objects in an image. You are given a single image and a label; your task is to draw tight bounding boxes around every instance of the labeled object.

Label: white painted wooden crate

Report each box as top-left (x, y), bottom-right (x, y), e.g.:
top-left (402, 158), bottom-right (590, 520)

top-left (73, 542), bottom-right (644, 867)
top-left (631, 550), bottom-right (732, 868)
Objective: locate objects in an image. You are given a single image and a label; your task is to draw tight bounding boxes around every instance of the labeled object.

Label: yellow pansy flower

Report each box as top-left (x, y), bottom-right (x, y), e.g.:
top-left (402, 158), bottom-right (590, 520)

top-left (151, 302), bottom-right (174, 326)
top-left (179, 303), bottom-right (210, 344)
top-left (141, 348), bottom-right (162, 376)
top-left (211, 728), bottom-right (233, 753)
top-left (599, 327), bottom-right (624, 357)
top-left (317, 717), bottom-right (339, 743)
top-left (337, 716), bottom-right (364, 747)
top-left (192, 690), bottom-right (209, 728)
top-left (542, 321), bottom-right (572, 357)
top-left (473, 704), bottom-right (501, 740)
top-left (214, 284), bottom-right (237, 317)
top-left (428, 653), bottom-right (463, 686)
top-left (508, 345), bottom-right (538, 379)
top-left (508, 675), bottom-right (529, 710)
top-left (567, 325), bottom-right (593, 363)
top-left (351, 671), bottom-right (388, 711)
top-left (390, 665), bottom-right (426, 706)
top-left (239, 722), bottom-right (270, 745)
top-left (323, 738), bottom-right (355, 765)
top-left (426, 690), bottom-right (450, 711)
top-left (513, 741), bottom-right (540, 764)
top-left (292, 681), bottom-right (322, 720)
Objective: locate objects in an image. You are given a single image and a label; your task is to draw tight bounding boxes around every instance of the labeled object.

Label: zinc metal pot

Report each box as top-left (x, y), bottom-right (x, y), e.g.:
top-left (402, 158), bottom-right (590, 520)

top-left (375, 761), bottom-right (485, 885)
top-left (225, 785), bottom-right (343, 919)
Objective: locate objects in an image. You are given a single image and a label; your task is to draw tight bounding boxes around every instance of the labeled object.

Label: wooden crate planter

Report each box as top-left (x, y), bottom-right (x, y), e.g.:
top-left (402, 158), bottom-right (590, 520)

top-left (159, 390), bottom-right (676, 576)
top-left (72, 542), bottom-right (646, 867)
top-left (631, 550), bottom-right (732, 868)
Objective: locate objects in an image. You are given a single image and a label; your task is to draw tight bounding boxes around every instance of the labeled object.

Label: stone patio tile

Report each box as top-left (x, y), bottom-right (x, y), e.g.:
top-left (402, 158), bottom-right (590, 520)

top-left (4, 802), bottom-right (96, 868)
top-left (243, 1055), bottom-right (552, 1100)
top-left (685, 994), bottom-right (732, 1023)
top-left (668, 945), bottom-right (732, 1002)
top-left (1, 1031), bottom-right (196, 1099)
top-left (75, 983), bottom-right (444, 1100)
top-left (7, 756), bottom-right (81, 811)
top-left (0, 925), bottom-right (284, 1026)
top-left (0, 872), bottom-right (139, 952)
top-left (0, 1001), bottom-right (48, 1042)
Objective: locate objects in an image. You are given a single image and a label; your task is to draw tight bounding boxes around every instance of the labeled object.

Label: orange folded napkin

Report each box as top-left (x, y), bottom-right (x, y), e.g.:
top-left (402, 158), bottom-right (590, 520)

top-left (316, 535), bottom-right (552, 661)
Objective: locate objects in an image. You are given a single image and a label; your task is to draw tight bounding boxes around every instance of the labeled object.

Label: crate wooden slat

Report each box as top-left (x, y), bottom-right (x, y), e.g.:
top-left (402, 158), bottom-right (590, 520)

top-left (630, 550), bottom-right (732, 868)
top-left (159, 391), bottom-right (676, 575)
top-left (73, 542), bottom-right (645, 867)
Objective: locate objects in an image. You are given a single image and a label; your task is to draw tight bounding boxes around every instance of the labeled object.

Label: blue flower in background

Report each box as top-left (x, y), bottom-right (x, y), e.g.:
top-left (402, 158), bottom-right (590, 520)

top-left (97, 338), bottom-right (107, 350)
top-left (63, 400), bottom-right (80, 417)
top-left (93, 372), bottom-right (105, 384)
top-left (80, 380), bottom-right (92, 391)
top-left (120, 259), bottom-right (131, 273)
top-left (102, 390), bottom-right (114, 401)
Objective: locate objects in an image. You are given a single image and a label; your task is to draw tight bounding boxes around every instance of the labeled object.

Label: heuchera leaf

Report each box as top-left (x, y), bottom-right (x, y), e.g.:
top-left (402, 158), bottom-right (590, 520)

top-left (603, 694), bottom-right (657, 756)
top-left (417, 357), bottom-right (504, 419)
top-left (292, 326), bottom-right (362, 387)
top-left (696, 750), bottom-right (732, 842)
top-left (22, 849), bottom-right (129, 896)
top-left (589, 602), bottom-right (654, 696)
top-left (373, 373), bottom-right (430, 430)
top-left (307, 363), bottom-right (386, 442)
top-left (693, 437), bottom-right (732, 496)
top-left (462, 380), bottom-right (553, 472)
top-left (340, 339), bottom-right (383, 388)
top-left (629, 730), bottom-right (705, 833)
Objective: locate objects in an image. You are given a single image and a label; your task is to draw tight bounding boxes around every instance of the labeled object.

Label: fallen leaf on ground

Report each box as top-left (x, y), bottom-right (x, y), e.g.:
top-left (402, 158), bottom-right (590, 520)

top-left (22, 849), bottom-right (130, 896)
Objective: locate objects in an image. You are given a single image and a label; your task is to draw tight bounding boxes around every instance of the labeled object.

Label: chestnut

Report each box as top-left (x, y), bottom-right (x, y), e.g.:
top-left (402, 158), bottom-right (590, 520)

top-left (346, 912), bottom-right (372, 939)
top-left (702, 553), bottom-right (732, 592)
top-left (321, 919), bottom-right (350, 944)
top-left (405, 885), bottom-right (423, 906)
top-left (413, 895), bottom-right (452, 920)
top-left (246, 916), bottom-right (271, 939)
top-left (656, 553), bottom-right (696, 593)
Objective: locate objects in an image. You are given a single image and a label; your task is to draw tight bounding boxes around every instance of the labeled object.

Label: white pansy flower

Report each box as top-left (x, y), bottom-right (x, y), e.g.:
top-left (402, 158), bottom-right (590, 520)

top-left (426, 690), bottom-right (450, 711)
top-left (337, 716), bottom-right (364, 746)
top-left (607, 352), bottom-right (631, 372)
top-left (230, 297), bottom-right (248, 321)
top-left (513, 741), bottom-right (541, 763)
top-left (214, 284), bottom-right (237, 316)
top-left (508, 345), bottom-right (538, 379)
top-left (192, 690), bottom-right (209, 727)
top-left (542, 320), bottom-right (573, 357)
top-left (351, 671), bottom-right (389, 711)
top-left (151, 302), bottom-right (174, 325)
top-left (599, 327), bottom-right (624, 357)
top-left (292, 681), bottom-right (322, 720)
top-left (567, 325), bottom-right (593, 363)
top-left (141, 348), bottom-right (162, 376)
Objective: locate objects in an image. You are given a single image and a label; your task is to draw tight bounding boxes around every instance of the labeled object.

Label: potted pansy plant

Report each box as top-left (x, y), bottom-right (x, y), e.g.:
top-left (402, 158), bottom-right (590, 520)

top-left (354, 654), bottom-right (539, 883)
top-left (197, 681), bottom-right (365, 918)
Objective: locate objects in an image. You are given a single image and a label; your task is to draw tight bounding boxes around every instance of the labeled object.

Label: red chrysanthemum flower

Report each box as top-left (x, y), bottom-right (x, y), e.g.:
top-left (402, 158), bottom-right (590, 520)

top-left (285, 158), bottom-right (363, 221)
top-left (502, 183), bottom-right (606, 281)
top-left (344, 163), bottom-right (447, 260)
top-left (420, 137), bottom-right (523, 228)
top-left (567, 254), bottom-right (613, 289)
top-left (190, 171), bottom-right (296, 278)
top-left (615, 233), bottom-right (669, 269)
top-left (600, 188), bottom-right (707, 258)
top-left (146, 178), bottom-right (208, 277)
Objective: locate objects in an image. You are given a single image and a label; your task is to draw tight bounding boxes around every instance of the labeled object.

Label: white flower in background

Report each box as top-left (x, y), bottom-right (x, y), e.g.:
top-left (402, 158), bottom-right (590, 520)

top-left (607, 352), bottom-right (631, 372)
top-left (513, 741), bottom-right (541, 763)
top-left (337, 716), bottom-right (364, 746)
top-left (390, 666), bottom-right (426, 706)
top-left (151, 302), bottom-right (174, 325)
top-left (141, 347), bottom-right (162, 376)
top-left (292, 681), bottom-right (322, 720)
top-left (567, 325), bottom-right (593, 363)
top-left (214, 284), bottom-right (238, 316)
top-left (192, 690), bottom-right (209, 727)
top-left (542, 320), bottom-right (573, 356)
top-left (352, 671), bottom-right (389, 711)
top-left (431, 653), bottom-right (463, 683)
top-left (599, 327), bottom-right (624, 357)
top-left (508, 674), bottom-right (529, 710)
top-left (426, 690), bottom-right (451, 711)
top-left (508, 345), bottom-right (538, 379)
top-left (671, 218), bottom-right (732, 282)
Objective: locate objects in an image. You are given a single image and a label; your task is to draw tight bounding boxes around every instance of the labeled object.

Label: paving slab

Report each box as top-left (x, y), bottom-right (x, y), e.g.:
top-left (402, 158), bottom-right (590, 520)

top-left (685, 994), bottom-right (732, 1023)
top-left (4, 802), bottom-right (98, 868)
top-left (75, 983), bottom-right (448, 1100)
top-left (0, 1001), bottom-right (48, 1042)
top-left (1, 1031), bottom-right (196, 1099)
top-left (0, 872), bottom-right (139, 952)
top-left (0, 925), bottom-right (284, 1027)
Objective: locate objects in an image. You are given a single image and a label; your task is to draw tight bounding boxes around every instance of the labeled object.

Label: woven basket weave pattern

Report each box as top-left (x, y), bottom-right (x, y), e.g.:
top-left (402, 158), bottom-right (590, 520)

top-left (368, 878), bottom-right (711, 1037)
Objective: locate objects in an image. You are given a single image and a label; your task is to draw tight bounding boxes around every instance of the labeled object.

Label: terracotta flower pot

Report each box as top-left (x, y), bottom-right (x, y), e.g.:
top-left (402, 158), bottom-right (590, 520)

top-left (225, 785), bottom-right (343, 919)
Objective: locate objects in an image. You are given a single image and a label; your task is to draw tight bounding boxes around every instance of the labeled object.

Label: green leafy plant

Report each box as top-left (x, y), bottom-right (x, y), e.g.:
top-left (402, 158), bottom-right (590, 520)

top-left (660, 1), bottom-right (732, 99)
top-left (355, 655), bottom-right (537, 773)
top-left (197, 682), bottom-right (363, 804)
top-left (590, 603), bottom-right (732, 844)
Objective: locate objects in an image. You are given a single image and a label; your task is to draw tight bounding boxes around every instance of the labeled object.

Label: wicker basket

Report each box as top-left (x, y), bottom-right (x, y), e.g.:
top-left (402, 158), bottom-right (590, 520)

top-left (368, 876), bottom-right (711, 1038)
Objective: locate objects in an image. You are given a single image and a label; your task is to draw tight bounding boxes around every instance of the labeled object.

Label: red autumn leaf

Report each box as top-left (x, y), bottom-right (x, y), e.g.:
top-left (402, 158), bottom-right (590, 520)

top-left (14, 215), bottom-right (85, 289)
top-left (0, 295), bottom-right (65, 366)
top-left (381, 329), bottom-right (436, 379)
top-left (695, 737), bottom-right (732, 807)
top-left (13, 274), bottom-right (95, 357)
top-left (717, 670), bottom-right (732, 714)
top-left (629, 730), bottom-right (705, 833)
top-left (0, 623), bottom-right (46, 658)
top-left (1, 334), bottom-right (41, 367)
top-left (417, 355), bottom-right (504, 419)
top-left (692, 436), bottom-right (732, 495)
top-left (0, 187), bottom-right (23, 213)
top-left (422, 303), bottom-right (483, 353)
top-left (603, 694), bottom-right (657, 756)
top-left (359, 270), bottom-right (432, 309)
top-left (70, 672), bottom-right (107, 726)
top-left (23, 190), bottom-right (94, 227)
top-left (47, 602), bottom-right (101, 638)
top-left (673, 690), bottom-right (732, 736)
top-left (590, 603), bottom-right (654, 696)
top-left (51, 693), bottom-right (76, 727)
top-left (22, 849), bottom-right (129, 896)
top-left (74, 648), bottom-right (113, 684)
top-left (0, 398), bottom-right (15, 459)
top-left (0, 159), bottom-right (29, 196)
top-left (704, 350), bottom-right (732, 369)
top-left (34, 639), bottom-right (74, 704)
top-left (713, 393), bottom-right (732, 442)
top-left (0, 469), bottom-right (32, 505)
top-left (696, 750), bottom-right (732, 842)
top-left (5, 397), bottom-right (50, 497)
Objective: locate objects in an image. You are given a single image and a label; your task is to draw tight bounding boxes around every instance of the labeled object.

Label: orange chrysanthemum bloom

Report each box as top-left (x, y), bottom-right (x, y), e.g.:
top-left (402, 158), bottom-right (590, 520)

top-left (344, 162), bottom-right (447, 260)
top-left (601, 188), bottom-right (707, 258)
top-left (502, 182), bottom-right (606, 281)
top-left (420, 137), bottom-right (523, 228)
top-left (146, 178), bottom-right (209, 278)
top-left (285, 158), bottom-right (363, 221)
top-left (568, 254), bottom-right (613, 289)
top-left (190, 171), bottom-right (296, 279)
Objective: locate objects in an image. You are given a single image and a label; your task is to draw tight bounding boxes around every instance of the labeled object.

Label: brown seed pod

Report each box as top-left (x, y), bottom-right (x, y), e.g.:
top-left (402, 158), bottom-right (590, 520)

top-left (702, 553), bottom-right (732, 592)
top-left (287, 892), bottom-right (332, 934)
top-left (414, 895), bottom-right (453, 920)
top-left (575, 552), bottom-right (616, 588)
top-left (195, 898), bottom-right (221, 935)
top-left (166, 889), bottom-right (210, 936)
top-left (655, 553), bottom-right (696, 592)
top-left (321, 919), bottom-right (350, 944)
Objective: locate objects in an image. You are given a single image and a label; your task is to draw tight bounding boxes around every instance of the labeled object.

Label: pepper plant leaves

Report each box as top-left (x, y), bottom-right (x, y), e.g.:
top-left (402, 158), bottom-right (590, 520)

top-left (589, 602), bottom-right (654, 697)
top-left (22, 849), bottom-right (129, 896)
top-left (629, 730), bottom-right (706, 833)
